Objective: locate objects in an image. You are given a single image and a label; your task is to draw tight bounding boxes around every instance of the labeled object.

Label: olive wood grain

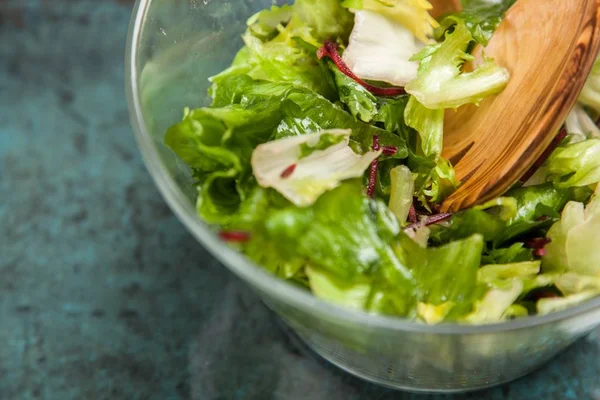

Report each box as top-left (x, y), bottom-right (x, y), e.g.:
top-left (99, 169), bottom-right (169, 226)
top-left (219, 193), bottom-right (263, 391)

top-left (440, 0), bottom-right (600, 212)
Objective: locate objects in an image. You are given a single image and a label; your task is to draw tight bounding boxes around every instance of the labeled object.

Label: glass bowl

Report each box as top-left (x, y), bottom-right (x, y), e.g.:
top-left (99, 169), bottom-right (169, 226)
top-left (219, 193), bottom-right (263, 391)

top-left (125, 0), bottom-right (600, 393)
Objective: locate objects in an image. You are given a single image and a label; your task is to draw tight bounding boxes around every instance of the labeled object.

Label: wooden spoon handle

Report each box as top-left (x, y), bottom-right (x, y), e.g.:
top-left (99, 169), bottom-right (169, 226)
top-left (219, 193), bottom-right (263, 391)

top-left (441, 0), bottom-right (600, 212)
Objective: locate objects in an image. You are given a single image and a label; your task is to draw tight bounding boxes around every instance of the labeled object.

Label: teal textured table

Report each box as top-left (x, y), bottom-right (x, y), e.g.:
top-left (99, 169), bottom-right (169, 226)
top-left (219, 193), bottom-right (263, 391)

top-left (1, 1), bottom-right (600, 399)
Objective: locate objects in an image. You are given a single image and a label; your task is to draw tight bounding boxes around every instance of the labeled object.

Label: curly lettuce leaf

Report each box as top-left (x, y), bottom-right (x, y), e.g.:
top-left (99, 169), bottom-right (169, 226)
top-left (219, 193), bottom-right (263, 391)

top-left (423, 157), bottom-right (460, 203)
top-left (212, 1), bottom-right (353, 99)
top-left (247, 5), bottom-right (295, 41)
top-left (405, 22), bottom-right (509, 110)
top-left (436, 0), bottom-right (516, 46)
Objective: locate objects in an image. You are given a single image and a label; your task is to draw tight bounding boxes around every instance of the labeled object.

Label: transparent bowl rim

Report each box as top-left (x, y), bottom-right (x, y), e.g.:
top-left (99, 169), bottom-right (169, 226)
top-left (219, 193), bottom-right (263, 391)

top-left (125, 0), bottom-right (600, 335)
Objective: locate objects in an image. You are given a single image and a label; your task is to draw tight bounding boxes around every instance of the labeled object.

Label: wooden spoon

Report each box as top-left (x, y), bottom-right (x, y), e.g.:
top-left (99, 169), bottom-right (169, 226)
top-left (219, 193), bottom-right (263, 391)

top-left (429, 0), bottom-right (462, 19)
top-left (439, 0), bottom-right (600, 212)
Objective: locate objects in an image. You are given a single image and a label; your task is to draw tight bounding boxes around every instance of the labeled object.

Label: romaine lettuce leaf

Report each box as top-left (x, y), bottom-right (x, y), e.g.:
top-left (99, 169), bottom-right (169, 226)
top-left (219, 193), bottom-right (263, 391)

top-left (165, 95), bottom-right (287, 223)
top-left (405, 22), bottom-right (509, 110)
top-left (327, 60), bottom-right (379, 122)
top-left (306, 266), bottom-right (372, 311)
top-left (496, 184), bottom-right (592, 244)
top-left (430, 184), bottom-right (592, 245)
top-left (374, 95), bottom-right (411, 133)
top-left (260, 181), bottom-right (417, 315)
top-left (395, 233), bottom-right (485, 321)
top-left (430, 197), bottom-right (516, 243)
top-left (275, 91), bottom-right (408, 157)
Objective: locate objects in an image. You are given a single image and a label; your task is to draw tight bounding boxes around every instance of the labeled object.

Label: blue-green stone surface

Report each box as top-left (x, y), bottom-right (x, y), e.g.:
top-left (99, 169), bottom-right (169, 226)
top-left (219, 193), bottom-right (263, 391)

top-left (1, 1), bottom-right (600, 399)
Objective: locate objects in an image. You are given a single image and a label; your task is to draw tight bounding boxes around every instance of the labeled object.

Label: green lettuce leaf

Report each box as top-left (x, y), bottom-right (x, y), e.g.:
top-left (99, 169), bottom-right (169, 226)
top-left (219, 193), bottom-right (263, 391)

top-left (464, 280), bottom-right (523, 324)
top-left (482, 243), bottom-right (533, 265)
top-left (547, 139), bottom-right (600, 188)
top-left (262, 181), bottom-right (417, 316)
top-left (247, 5), bottom-right (295, 41)
top-left (211, 1), bottom-right (352, 99)
top-left (275, 91), bottom-right (408, 157)
top-left (294, 0), bottom-right (355, 42)
top-left (436, 0), bottom-right (516, 46)
top-left (423, 157), bottom-right (460, 203)
top-left (388, 165), bottom-right (415, 224)
top-left (478, 261), bottom-right (541, 284)
top-left (404, 96), bottom-right (444, 157)
top-left (544, 188), bottom-right (600, 276)
top-left (165, 76), bottom-right (302, 223)
top-left (374, 95), bottom-right (411, 133)
top-left (430, 197), bottom-right (517, 243)
top-left (579, 55), bottom-right (600, 113)
top-left (395, 234), bottom-right (485, 321)
top-left (327, 60), bottom-right (379, 123)
top-left (496, 184), bottom-right (593, 244)
top-left (405, 21), bottom-right (509, 110)
top-left (306, 266), bottom-right (372, 311)
top-left (404, 98), bottom-right (460, 204)
top-left (431, 184), bottom-right (592, 245)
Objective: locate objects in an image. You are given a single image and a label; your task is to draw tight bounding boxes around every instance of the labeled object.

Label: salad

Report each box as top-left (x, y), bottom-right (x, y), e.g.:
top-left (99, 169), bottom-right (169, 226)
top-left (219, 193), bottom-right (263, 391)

top-left (165, 0), bottom-right (600, 324)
